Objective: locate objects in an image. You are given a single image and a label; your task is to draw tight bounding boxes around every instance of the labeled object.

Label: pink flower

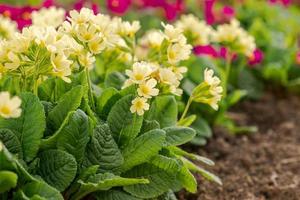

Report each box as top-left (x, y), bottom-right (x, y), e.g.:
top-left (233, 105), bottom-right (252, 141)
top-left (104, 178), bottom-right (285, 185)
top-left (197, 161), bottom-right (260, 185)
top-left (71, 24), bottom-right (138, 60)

top-left (74, 0), bottom-right (100, 14)
top-left (204, 0), bottom-right (216, 25)
top-left (222, 6), bottom-right (235, 19)
top-left (193, 45), bottom-right (218, 58)
top-left (269, 0), bottom-right (291, 6)
top-left (107, 0), bottom-right (131, 15)
top-left (248, 48), bottom-right (264, 66)
top-left (296, 51), bottom-right (300, 65)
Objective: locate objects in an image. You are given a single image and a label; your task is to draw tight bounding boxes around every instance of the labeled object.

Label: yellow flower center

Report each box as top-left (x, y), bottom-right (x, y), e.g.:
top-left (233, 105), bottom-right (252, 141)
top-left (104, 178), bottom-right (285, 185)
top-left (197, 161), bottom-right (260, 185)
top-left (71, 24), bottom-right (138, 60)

top-left (134, 74), bottom-right (144, 81)
top-left (0, 106), bottom-right (11, 115)
top-left (135, 101), bottom-right (143, 109)
top-left (168, 50), bottom-right (176, 60)
top-left (141, 85), bottom-right (150, 95)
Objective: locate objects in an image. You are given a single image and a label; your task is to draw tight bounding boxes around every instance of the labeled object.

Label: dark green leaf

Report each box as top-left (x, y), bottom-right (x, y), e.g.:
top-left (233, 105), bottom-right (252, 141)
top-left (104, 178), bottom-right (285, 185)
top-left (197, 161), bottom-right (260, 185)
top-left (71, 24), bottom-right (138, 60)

top-left (163, 127), bottom-right (196, 146)
top-left (0, 129), bottom-right (22, 157)
top-left (0, 93), bottom-right (45, 162)
top-left (37, 149), bottom-right (77, 191)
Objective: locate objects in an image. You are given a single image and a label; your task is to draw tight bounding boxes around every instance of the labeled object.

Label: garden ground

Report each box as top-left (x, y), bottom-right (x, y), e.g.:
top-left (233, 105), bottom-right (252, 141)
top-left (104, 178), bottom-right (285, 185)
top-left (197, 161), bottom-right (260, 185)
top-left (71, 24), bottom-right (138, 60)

top-left (180, 90), bottom-right (300, 200)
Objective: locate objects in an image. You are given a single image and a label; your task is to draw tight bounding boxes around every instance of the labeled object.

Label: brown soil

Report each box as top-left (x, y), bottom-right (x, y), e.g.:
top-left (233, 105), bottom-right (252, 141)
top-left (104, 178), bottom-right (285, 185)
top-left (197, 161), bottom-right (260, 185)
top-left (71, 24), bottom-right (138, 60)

top-left (179, 91), bottom-right (300, 200)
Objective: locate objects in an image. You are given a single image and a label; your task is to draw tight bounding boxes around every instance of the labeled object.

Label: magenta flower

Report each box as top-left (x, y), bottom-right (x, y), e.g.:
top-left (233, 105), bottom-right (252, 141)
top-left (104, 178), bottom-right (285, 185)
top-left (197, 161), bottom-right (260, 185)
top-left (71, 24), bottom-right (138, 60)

top-left (107, 0), bottom-right (131, 15)
top-left (296, 51), bottom-right (300, 65)
top-left (74, 0), bottom-right (100, 14)
top-left (204, 0), bottom-right (216, 25)
top-left (222, 6), bottom-right (235, 19)
top-left (248, 48), bottom-right (264, 66)
top-left (193, 45), bottom-right (218, 58)
top-left (269, 0), bottom-right (291, 6)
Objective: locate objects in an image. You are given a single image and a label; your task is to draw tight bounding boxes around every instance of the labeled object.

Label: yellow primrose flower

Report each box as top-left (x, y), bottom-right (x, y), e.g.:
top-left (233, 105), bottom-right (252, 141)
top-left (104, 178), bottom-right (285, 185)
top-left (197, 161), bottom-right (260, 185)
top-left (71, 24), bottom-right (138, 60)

top-left (167, 42), bottom-right (192, 64)
top-left (130, 97), bottom-right (150, 116)
top-left (0, 92), bottom-right (22, 119)
top-left (78, 52), bottom-right (96, 69)
top-left (0, 14), bottom-right (18, 40)
top-left (171, 66), bottom-right (187, 80)
top-left (158, 68), bottom-right (178, 85)
top-left (139, 30), bottom-right (164, 48)
top-left (68, 8), bottom-right (94, 25)
top-left (32, 6), bottom-right (66, 28)
top-left (125, 62), bottom-right (153, 84)
top-left (4, 52), bottom-right (20, 70)
top-left (118, 20), bottom-right (140, 37)
top-left (51, 53), bottom-right (72, 82)
top-left (162, 23), bottom-right (183, 42)
top-left (88, 35), bottom-right (105, 54)
top-left (137, 78), bottom-right (159, 98)
top-left (77, 24), bottom-right (98, 42)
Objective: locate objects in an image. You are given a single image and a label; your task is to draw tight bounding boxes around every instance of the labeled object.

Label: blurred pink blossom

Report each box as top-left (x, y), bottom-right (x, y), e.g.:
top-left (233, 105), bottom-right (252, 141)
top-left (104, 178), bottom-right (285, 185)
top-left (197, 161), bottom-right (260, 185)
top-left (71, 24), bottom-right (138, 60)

top-left (248, 48), bottom-right (264, 66)
top-left (296, 51), bottom-right (300, 65)
top-left (74, 0), bottom-right (99, 14)
top-left (193, 45), bottom-right (218, 58)
top-left (269, 0), bottom-right (291, 6)
top-left (107, 0), bottom-right (131, 14)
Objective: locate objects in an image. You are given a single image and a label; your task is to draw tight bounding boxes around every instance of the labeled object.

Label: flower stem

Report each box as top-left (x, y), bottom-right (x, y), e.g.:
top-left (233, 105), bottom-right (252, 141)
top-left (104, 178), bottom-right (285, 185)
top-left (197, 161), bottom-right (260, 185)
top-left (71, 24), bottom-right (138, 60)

top-left (86, 68), bottom-right (95, 111)
top-left (33, 76), bottom-right (39, 96)
top-left (223, 53), bottom-right (232, 98)
top-left (179, 97), bottom-right (193, 122)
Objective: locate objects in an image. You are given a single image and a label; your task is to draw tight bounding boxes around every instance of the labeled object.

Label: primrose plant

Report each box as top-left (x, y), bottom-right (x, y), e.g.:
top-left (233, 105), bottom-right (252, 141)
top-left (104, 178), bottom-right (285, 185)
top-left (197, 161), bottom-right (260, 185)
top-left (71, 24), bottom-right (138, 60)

top-left (0, 7), bottom-right (222, 200)
top-left (168, 14), bottom-right (258, 135)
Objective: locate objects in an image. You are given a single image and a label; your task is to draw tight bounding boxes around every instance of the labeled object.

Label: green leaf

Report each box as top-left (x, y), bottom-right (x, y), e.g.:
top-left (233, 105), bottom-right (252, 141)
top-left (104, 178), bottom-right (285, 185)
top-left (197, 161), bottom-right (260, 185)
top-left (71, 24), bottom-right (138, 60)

top-left (163, 127), bottom-right (196, 146)
top-left (145, 96), bottom-right (178, 128)
top-left (177, 115), bottom-right (197, 127)
top-left (0, 170), bottom-right (18, 193)
top-left (107, 95), bottom-right (143, 146)
top-left (177, 167), bottom-right (197, 193)
top-left (56, 110), bottom-right (90, 163)
top-left (19, 181), bottom-right (63, 200)
top-left (140, 120), bottom-right (160, 134)
top-left (124, 163), bottom-right (178, 199)
top-left (190, 118), bottom-right (212, 146)
top-left (84, 124), bottom-right (124, 173)
top-left (95, 190), bottom-right (141, 200)
top-left (41, 110), bottom-right (90, 163)
top-left (72, 173), bottom-right (149, 200)
top-left (0, 129), bottom-right (22, 157)
top-left (37, 149), bottom-right (77, 191)
top-left (226, 90), bottom-right (247, 108)
top-left (121, 129), bottom-right (166, 172)
top-left (47, 85), bottom-right (84, 131)
top-left (104, 72), bottom-right (126, 90)
top-left (96, 87), bottom-right (119, 117)
top-left (0, 93), bottom-right (45, 162)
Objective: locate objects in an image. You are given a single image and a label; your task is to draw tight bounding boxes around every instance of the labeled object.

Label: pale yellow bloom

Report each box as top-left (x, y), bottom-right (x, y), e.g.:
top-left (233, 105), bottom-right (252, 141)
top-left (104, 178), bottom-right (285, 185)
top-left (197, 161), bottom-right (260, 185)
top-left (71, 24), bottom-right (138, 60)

top-left (4, 52), bottom-right (20, 70)
top-left (130, 97), bottom-right (150, 116)
top-left (51, 53), bottom-right (72, 82)
top-left (167, 41), bottom-right (192, 64)
top-left (78, 52), bottom-right (96, 69)
top-left (171, 66), bottom-right (187, 80)
top-left (137, 78), bottom-right (159, 98)
top-left (77, 24), bottom-right (98, 42)
top-left (68, 8), bottom-right (94, 25)
top-left (88, 35), bottom-right (105, 54)
top-left (176, 14), bottom-right (212, 45)
top-left (125, 62), bottom-right (152, 84)
top-left (158, 68), bottom-right (178, 85)
top-left (139, 30), bottom-right (164, 48)
top-left (118, 20), bottom-right (140, 37)
top-left (0, 92), bottom-right (22, 118)
top-left (0, 15), bottom-right (18, 40)
top-left (32, 6), bottom-right (66, 28)
top-left (162, 23), bottom-right (183, 42)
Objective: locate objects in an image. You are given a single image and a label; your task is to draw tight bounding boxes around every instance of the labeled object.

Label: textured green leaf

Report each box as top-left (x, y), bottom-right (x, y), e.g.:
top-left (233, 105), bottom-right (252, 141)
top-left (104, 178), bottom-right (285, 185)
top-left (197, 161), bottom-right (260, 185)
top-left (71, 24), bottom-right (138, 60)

top-left (104, 72), bottom-right (126, 90)
top-left (20, 181), bottom-right (63, 200)
top-left (145, 96), bottom-right (178, 128)
top-left (41, 110), bottom-right (90, 163)
top-left (163, 127), bottom-right (196, 146)
top-left (107, 95), bottom-right (143, 146)
top-left (0, 129), bottom-right (22, 157)
top-left (84, 124), bottom-right (123, 174)
top-left (96, 87), bottom-right (119, 117)
top-left (177, 166), bottom-right (197, 193)
top-left (37, 150), bottom-right (77, 191)
top-left (72, 173), bottom-right (149, 200)
top-left (95, 190), bottom-right (141, 200)
top-left (56, 110), bottom-right (90, 163)
top-left (121, 129), bottom-right (166, 172)
top-left (140, 120), bottom-right (160, 134)
top-left (47, 85), bottom-right (84, 131)
top-left (0, 93), bottom-right (45, 162)
top-left (124, 163), bottom-right (178, 198)
top-left (0, 170), bottom-right (18, 193)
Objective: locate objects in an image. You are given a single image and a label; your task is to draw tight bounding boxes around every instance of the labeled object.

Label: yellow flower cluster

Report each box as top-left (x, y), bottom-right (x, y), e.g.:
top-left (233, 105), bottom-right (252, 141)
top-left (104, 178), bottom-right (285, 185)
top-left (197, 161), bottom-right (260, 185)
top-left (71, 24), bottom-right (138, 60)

top-left (192, 68), bottom-right (223, 110)
top-left (175, 14), bottom-right (213, 46)
top-left (0, 26), bottom-right (73, 82)
top-left (32, 6), bottom-right (66, 28)
top-left (0, 14), bottom-right (18, 41)
top-left (0, 91), bottom-right (21, 118)
top-left (124, 61), bottom-right (187, 115)
top-left (212, 19), bottom-right (256, 57)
